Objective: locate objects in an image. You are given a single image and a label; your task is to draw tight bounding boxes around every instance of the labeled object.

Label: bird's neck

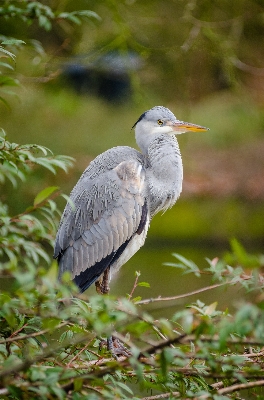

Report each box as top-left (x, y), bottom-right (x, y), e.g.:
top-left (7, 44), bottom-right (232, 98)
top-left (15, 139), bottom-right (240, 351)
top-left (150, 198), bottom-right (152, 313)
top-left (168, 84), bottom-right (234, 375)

top-left (145, 134), bottom-right (183, 216)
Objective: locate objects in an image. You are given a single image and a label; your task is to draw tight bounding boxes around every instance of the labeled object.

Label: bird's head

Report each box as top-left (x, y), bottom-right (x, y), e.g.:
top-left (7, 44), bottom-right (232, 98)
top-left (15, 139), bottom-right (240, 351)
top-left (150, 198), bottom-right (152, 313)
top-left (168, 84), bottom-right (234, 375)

top-left (133, 106), bottom-right (209, 153)
top-left (133, 106), bottom-right (209, 135)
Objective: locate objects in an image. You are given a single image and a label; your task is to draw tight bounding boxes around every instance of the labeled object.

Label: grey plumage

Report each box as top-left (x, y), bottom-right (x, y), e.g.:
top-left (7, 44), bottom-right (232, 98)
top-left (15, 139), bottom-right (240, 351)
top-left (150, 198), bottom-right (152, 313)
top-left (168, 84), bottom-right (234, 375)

top-left (54, 106), bottom-right (208, 293)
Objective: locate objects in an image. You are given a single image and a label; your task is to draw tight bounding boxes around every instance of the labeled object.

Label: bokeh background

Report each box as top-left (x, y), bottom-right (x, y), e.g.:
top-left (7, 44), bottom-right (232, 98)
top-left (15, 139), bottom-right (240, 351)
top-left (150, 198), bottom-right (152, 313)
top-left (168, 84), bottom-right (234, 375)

top-left (1, 0), bottom-right (264, 314)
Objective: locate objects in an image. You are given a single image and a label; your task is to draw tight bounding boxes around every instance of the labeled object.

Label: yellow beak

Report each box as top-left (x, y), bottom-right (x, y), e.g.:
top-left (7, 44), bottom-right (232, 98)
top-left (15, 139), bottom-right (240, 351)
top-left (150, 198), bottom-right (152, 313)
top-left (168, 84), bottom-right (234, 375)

top-left (171, 120), bottom-right (209, 133)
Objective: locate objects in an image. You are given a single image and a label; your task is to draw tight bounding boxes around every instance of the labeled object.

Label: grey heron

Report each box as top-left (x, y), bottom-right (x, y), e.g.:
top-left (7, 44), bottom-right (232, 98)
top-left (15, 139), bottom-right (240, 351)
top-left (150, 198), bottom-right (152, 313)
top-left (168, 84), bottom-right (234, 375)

top-left (54, 106), bottom-right (208, 295)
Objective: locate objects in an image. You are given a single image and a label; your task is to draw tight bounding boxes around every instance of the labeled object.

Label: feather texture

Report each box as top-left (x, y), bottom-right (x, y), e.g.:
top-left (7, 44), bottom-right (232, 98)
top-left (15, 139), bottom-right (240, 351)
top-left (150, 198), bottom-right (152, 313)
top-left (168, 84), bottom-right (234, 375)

top-left (54, 106), bottom-right (195, 293)
top-left (54, 147), bottom-right (148, 288)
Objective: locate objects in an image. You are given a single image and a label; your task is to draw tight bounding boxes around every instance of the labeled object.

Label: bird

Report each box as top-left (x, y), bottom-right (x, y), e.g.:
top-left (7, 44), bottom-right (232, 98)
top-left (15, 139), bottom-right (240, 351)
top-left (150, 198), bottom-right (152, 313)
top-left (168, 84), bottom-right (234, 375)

top-left (54, 106), bottom-right (209, 295)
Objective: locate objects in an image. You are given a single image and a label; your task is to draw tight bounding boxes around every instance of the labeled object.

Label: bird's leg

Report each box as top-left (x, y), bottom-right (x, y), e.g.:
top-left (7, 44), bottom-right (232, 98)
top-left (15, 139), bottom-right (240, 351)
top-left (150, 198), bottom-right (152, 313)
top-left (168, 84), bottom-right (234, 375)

top-left (95, 267), bottom-right (110, 294)
top-left (101, 267), bottom-right (110, 293)
top-left (95, 268), bottom-right (130, 358)
top-left (106, 336), bottom-right (118, 360)
top-left (105, 335), bottom-right (131, 359)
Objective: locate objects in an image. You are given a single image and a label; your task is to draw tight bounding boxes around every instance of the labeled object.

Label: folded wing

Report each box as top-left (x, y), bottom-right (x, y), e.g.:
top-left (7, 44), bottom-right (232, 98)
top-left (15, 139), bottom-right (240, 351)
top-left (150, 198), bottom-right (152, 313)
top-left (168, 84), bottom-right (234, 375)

top-left (54, 157), bottom-right (147, 292)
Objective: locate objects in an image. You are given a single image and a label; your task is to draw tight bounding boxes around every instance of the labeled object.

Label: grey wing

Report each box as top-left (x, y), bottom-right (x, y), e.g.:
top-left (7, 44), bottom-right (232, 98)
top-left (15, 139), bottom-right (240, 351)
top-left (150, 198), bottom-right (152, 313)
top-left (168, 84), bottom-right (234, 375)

top-left (54, 159), bottom-right (148, 292)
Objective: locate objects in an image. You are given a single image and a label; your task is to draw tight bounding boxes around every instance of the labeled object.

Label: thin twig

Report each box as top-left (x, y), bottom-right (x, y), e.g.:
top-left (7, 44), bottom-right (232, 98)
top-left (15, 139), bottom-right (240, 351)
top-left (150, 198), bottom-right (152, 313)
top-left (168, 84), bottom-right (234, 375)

top-left (238, 349), bottom-right (264, 358)
top-left (82, 384), bottom-right (104, 395)
top-left (66, 337), bottom-right (95, 368)
top-left (142, 392), bottom-right (180, 400)
top-left (9, 323), bottom-right (29, 338)
top-left (135, 282), bottom-right (229, 305)
top-left (0, 321), bottom-right (69, 344)
top-left (10, 190), bottom-right (61, 222)
top-left (152, 325), bottom-right (171, 342)
top-left (117, 301), bottom-right (173, 346)
top-left (139, 333), bottom-right (188, 357)
top-left (183, 335), bottom-right (264, 346)
top-left (218, 379), bottom-right (264, 395)
top-left (0, 331), bottom-right (94, 380)
top-left (138, 333), bottom-right (264, 361)
top-left (128, 271), bottom-right (141, 300)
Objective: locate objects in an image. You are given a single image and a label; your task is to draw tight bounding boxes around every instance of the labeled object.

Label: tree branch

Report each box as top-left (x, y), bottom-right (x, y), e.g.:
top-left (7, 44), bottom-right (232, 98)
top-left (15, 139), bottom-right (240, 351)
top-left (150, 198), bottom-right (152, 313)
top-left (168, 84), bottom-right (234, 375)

top-left (218, 379), bottom-right (264, 395)
top-left (142, 392), bottom-right (180, 400)
top-left (135, 282), bottom-right (229, 305)
top-left (128, 271), bottom-right (140, 300)
top-left (0, 321), bottom-right (69, 344)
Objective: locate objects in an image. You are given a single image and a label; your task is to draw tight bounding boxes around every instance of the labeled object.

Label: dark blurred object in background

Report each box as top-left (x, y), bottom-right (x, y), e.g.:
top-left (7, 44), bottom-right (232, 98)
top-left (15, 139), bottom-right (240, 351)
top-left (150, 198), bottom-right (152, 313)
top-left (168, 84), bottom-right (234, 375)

top-left (61, 51), bottom-right (142, 103)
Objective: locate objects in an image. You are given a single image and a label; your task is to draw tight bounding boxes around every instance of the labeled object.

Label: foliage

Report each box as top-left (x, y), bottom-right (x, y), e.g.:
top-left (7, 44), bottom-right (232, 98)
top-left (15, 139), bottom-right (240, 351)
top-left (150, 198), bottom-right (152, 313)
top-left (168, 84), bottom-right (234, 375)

top-left (1, 127), bottom-right (264, 400)
top-left (1, 1), bottom-right (264, 399)
top-left (74, 0), bottom-right (264, 102)
top-left (1, 134), bottom-right (264, 398)
top-left (0, 129), bottom-right (74, 269)
top-left (0, 0), bottom-right (99, 107)
top-left (1, 230), bottom-right (264, 399)
top-left (2, 0), bottom-right (264, 107)
top-left (0, 38), bottom-right (22, 107)
top-left (0, 0), bottom-right (100, 31)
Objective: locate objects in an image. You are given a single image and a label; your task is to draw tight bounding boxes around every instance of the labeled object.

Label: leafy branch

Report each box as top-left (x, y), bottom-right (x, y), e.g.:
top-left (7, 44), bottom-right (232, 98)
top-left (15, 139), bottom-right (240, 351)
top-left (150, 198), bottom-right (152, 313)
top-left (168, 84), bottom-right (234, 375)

top-left (0, 1), bottom-right (100, 31)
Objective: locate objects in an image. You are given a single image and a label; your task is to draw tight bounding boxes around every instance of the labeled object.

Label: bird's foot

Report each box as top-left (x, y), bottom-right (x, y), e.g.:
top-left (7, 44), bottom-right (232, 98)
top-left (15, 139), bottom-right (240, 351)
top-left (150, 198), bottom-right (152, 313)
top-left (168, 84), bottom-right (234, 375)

top-left (99, 335), bottom-right (131, 359)
top-left (95, 267), bottom-right (110, 294)
top-left (95, 280), bottom-right (109, 294)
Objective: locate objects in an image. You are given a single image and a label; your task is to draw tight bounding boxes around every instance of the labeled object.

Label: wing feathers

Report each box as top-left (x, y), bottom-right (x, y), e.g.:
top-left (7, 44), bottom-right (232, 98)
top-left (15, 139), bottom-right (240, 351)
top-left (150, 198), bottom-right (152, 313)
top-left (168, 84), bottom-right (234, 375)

top-left (64, 246), bottom-right (73, 275)
top-left (121, 200), bottom-right (134, 217)
top-left (97, 218), bottom-right (110, 235)
top-left (97, 238), bottom-right (104, 261)
top-left (90, 225), bottom-right (103, 240)
top-left (89, 243), bottom-right (95, 268)
top-left (83, 231), bottom-right (95, 246)
top-left (55, 156), bottom-right (148, 289)
top-left (93, 241), bottom-right (99, 265)
top-left (107, 230), bottom-right (114, 254)
top-left (122, 219), bottom-right (128, 239)
top-left (73, 247), bottom-right (79, 276)
top-left (82, 245), bottom-right (89, 268)
top-left (126, 216), bottom-right (135, 238)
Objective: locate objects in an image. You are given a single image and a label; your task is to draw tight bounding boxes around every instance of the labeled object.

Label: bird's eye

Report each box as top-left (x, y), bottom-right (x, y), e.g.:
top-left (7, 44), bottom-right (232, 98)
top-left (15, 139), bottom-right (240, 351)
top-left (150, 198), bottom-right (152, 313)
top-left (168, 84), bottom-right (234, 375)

top-left (157, 119), bottom-right (163, 125)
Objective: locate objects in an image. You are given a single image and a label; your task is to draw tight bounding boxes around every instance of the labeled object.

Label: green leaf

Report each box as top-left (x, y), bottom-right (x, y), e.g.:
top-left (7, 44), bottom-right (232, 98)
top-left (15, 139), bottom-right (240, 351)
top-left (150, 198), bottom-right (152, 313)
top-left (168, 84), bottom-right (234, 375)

top-left (0, 76), bottom-right (19, 86)
top-left (7, 385), bottom-right (23, 398)
top-left (0, 46), bottom-right (16, 61)
top-left (34, 186), bottom-right (59, 206)
top-left (132, 296), bottom-right (142, 303)
top-left (70, 10), bottom-right (101, 21)
top-left (165, 253), bottom-right (201, 277)
top-left (50, 386), bottom-right (65, 399)
top-left (115, 381), bottom-right (134, 395)
top-left (0, 61), bottom-right (14, 70)
top-left (138, 281), bottom-right (150, 288)
top-left (1, 39), bottom-right (26, 46)
top-left (33, 158), bottom-right (56, 173)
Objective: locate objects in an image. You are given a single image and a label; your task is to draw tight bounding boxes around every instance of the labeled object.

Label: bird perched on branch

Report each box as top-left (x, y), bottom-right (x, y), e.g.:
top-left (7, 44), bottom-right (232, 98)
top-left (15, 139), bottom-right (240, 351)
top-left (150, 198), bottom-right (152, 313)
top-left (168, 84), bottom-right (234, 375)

top-left (54, 106), bottom-right (208, 295)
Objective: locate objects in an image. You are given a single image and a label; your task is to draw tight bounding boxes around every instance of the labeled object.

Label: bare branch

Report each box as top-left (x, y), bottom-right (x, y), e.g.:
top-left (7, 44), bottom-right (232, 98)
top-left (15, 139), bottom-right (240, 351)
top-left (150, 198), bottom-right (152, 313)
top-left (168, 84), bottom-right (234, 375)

top-left (135, 282), bottom-right (229, 305)
top-left (128, 271), bottom-right (141, 300)
top-left (66, 337), bottom-right (96, 368)
top-left (218, 379), bottom-right (264, 395)
top-left (141, 392), bottom-right (180, 400)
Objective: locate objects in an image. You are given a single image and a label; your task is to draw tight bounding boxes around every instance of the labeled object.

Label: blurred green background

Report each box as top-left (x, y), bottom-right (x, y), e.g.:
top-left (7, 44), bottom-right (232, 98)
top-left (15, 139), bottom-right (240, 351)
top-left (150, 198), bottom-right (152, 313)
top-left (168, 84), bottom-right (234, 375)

top-left (1, 0), bottom-right (264, 307)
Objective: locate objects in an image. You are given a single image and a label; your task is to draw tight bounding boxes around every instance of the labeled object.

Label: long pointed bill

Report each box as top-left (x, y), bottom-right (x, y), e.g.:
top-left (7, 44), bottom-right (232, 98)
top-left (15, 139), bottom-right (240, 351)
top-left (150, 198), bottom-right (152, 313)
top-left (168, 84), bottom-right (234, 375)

top-left (171, 120), bottom-right (209, 134)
